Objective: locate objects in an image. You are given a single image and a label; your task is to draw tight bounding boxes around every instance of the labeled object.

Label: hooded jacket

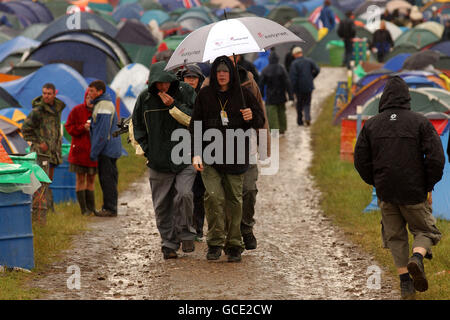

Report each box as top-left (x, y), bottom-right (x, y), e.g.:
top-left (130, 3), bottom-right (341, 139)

top-left (65, 90), bottom-right (98, 167)
top-left (178, 63), bottom-right (205, 94)
top-left (132, 61), bottom-right (196, 173)
top-left (354, 76), bottom-right (445, 205)
top-left (189, 55), bottom-right (265, 175)
top-left (22, 96), bottom-right (66, 165)
top-left (90, 92), bottom-right (122, 161)
top-left (289, 55), bottom-right (320, 93)
top-left (259, 51), bottom-right (294, 105)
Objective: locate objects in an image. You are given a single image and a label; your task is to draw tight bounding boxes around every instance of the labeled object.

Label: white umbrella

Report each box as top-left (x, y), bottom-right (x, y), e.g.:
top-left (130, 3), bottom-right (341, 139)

top-left (164, 16), bottom-right (304, 71)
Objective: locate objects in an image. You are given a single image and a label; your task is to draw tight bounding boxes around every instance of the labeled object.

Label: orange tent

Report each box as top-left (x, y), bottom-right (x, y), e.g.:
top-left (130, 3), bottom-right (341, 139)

top-left (0, 74), bottom-right (21, 83)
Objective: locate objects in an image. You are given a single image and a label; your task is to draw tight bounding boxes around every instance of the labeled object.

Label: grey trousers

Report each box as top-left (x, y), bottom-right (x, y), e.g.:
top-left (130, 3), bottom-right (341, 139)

top-left (149, 165), bottom-right (197, 250)
top-left (379, 200), bottom-right (442, 268)
top-left (241, 164), bottom-right (259, 236)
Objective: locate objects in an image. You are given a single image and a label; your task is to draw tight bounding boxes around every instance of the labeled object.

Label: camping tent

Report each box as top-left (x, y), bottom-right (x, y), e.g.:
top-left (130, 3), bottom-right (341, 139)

top-left (140, 9), bottom-right (170, 25)
top-left (307, 29), bottom-right (340, 63)
top-left (395, 28), bottom-right (440, 48)
top-left (115, 19), bottom-right (157, 46)
top-left (110, 63), bottom-right (149, 114)
top-left (0, 36), bottom-right (40, 63)
top-left (331, 0), bottom-right (365, 13)
top-left (20, 23), bottom-right (48, 40)
top-left (266, 6), bottom-right (302, 26)
top-left (176, 10), bottom-right (215, 31)
top-left (423, 41), bottom-right (450, 57)
top-left (0, 64), bottom-right (88, 111)
top-left (0, 1), bottom-right (53, 28)
top-left (28, 30), bottom-right (131, 83)
top-left (384, 53), bottom-right (411, 71)
top-left (0, 87), bottom-right (21, 110)
top-left (386, 43), bottom-right (420, 60)
top-left (159, 0), bottom-right (202, 11)
top-left (112, 3), bottom-right (143, 22)
top-left (287, 17), bottom-right (318, 40)
top-left (0, 108), bottom-right (27, 124)
top-left (36, 12), bottom-right (118, 41)
top-left (415, 21), bottom-right (444, 38)
top-left (0, 115), bottom-right (28, 154)
top-left (361, 88), bottom-right (450, 116)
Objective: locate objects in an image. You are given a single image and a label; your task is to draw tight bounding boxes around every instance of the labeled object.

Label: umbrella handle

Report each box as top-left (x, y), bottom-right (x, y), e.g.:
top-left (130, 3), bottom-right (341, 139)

top-left (232, 53), bottom-right (247, 110)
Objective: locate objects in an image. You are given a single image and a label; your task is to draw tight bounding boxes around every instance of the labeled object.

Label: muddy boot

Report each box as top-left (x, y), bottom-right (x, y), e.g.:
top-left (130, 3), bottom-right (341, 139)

top-left (85, 190), bottom-right (98, 215)
top-left (76, 190), bottom-right (89, 215)
top-left (407, 253), bottom-right (428, 292)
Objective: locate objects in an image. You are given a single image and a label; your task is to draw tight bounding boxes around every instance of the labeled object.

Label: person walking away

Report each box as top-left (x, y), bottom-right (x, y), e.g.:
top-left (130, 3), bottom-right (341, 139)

top-left (289, 46), bottom-right (320, 126)
top-left (370, 20), bottom-right (394, 63)
top-left (179, 64), bottom-right (206, 240)
top-left (354, 76), bottom-right (445, 300)
top-left (132, 61), bottom-right (198, 260)
top-left (337, 11), bottom-right (356, 69)
top-left (88, 80), bottom-right (122, 217)
top-left (259, 50), bottom-right (294, 135)
top-left (190, 56), bottom-right (265, 262)
top-left (65, 89), bottom-right (98, 216)
top-left (319, 0), bottom-right (336, 31)
top-left (22, 83), bottom-right (65, 224)
top-left (235, 54), bottom-right (260, 84)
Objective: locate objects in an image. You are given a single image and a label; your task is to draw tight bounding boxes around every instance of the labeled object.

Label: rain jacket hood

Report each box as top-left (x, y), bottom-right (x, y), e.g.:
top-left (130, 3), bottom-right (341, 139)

top-left (210, 55), bottom-right (239, 93)
top-left (148, 61), bottom-right (179, 95)
top-left (379, 76), bottom-right (411, 113)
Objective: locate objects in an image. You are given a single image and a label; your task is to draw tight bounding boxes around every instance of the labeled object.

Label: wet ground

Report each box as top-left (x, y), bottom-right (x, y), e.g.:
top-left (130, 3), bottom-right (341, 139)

top-left (31, 67), bottom-right (399, 300)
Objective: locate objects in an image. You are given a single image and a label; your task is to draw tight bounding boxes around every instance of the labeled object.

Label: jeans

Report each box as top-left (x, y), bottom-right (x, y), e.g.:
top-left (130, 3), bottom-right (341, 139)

top-left (295, 91), bottom-right (312, 124)
top-left (98, 154), bottom-right (118, 213)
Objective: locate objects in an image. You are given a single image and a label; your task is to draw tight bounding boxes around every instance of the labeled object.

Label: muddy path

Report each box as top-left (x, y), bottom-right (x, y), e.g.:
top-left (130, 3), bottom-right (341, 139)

top-left (31, 67), bottom-right (399, 300)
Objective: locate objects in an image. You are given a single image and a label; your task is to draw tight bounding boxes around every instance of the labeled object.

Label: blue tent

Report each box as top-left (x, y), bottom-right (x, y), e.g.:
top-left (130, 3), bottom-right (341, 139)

top-left (247, 5), bottom-right (270, 17)
top-left (140, 9), bottom-right (170, 25)
top-left (0, 36), bottom-right (40, 63)
top-left (0, 1), bottom-right (53, 28)
top-left (427, 41), bottom-right (450, 57)
top-left (28, 30), bottom-right (131, 83)
top-left (159, 0), bottom-right (201, 12)
top-left (0, 64), bottom-right (88, 114)
top-left (112, 3), bottom-right (143, 22)
top-left (384, 53), bottom-right (412, 72)
top-left (36, 12), bottom-right (118, 42)
top-left (331, 0), bottom-right (365, 13)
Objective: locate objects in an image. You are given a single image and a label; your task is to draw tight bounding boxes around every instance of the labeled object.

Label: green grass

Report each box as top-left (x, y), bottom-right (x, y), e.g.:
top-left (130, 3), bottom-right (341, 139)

top-left (0, 135), bottom-right (147, 300)
top-left (310, 93), bottom-right (450, 300)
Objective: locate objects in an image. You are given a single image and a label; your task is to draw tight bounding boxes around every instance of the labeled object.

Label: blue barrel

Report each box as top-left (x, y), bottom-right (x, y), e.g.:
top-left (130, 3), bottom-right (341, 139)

top-left (0, 191), bottom-right (34, 270)
top-left (50, 156), bottom-right (76, 203)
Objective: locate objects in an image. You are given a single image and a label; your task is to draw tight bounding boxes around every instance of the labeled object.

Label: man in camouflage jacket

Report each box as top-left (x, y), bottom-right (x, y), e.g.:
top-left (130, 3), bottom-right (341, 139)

top-left (22, 83), bottom-right (66, 180)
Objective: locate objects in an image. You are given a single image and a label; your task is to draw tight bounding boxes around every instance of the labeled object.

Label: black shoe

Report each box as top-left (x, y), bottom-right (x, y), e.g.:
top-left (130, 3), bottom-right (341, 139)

top-left (243, 233), bottom-right (257, 250)
top-left (400, 279), bottom-right (416, 300)
top-left (227, 247), bottom-right (242, 263)
top-left (182, 240), bottom-right (195, 253)
top-left (305, 120), bottom-right (311, 126)
top-left (206, 246), bottom-right (222, 260)
top-left (94, 209), bottom-right (117, 217)
top-left (407, 255), bottom-right (428, 292)
top-left (162, 247), bottom-right (177, 260)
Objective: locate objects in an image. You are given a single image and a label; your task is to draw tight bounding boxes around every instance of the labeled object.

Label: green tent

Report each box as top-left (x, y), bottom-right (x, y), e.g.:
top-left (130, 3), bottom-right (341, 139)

top-left (121, 42), bottom-right (156, 66)
top-left (395, 28), bottom-right (440, 49)
top-left (267, 6), bottom-right (301, 26)
top-left (162, 34), bottom-right (187, 51)
top-left (355, 26), bottom-right (372, 41)
top-left (42, 0), bottom-right (69, 19)
top-left (0, 32), bottom-right (11, 45)
top-left (386, 43), bottom-right (419, 61)
top-left (21, 23), bottom-right (47, 40)
top-left (307, 29), bottom-right (340, 64)
top-left (434, 56), bottom-right (450, 70)
top-left (362, 88), bottom-right (450, 116)
top-left (90, 9), bottom-right (117, 26)
top-left (288, 18), bottom-right (318, 41)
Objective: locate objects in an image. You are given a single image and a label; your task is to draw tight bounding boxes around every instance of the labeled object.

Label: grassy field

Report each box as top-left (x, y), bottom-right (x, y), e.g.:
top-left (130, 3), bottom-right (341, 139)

top-left (310, 94), bottom-right (450, 300)
top-left (0, 135), bottom-right (147, 300)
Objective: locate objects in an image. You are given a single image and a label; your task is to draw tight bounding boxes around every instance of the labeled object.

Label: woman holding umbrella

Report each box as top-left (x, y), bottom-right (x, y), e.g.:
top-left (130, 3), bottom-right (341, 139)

top-left (189, 55), bottom-right (265, 262)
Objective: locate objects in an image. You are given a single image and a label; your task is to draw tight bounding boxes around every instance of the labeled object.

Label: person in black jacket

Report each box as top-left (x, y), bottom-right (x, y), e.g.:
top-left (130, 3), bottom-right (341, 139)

top-left (289, 46), bottom-right (320, 126)
top-left (259, 50), bottom-right (294, 134)
top-left (337, 11), bottom-right (356, 69)
top-left (354, 76), bottom-right (445, 300)
top-left (189, 55), bottom-right (264, 262)
top-left (370, 20), bottom-right (394, 63)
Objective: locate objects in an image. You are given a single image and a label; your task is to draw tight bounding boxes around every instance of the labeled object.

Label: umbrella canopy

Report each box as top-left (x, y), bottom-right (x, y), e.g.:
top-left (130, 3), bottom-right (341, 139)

top-left (165, 16), bottom-right (304, 70)
top-left (386, 0), bottom-right (412, 14)
top-left (140, 9), bottom-right (170, 25)
top-left (402, 50), bottom-right (441, 70)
